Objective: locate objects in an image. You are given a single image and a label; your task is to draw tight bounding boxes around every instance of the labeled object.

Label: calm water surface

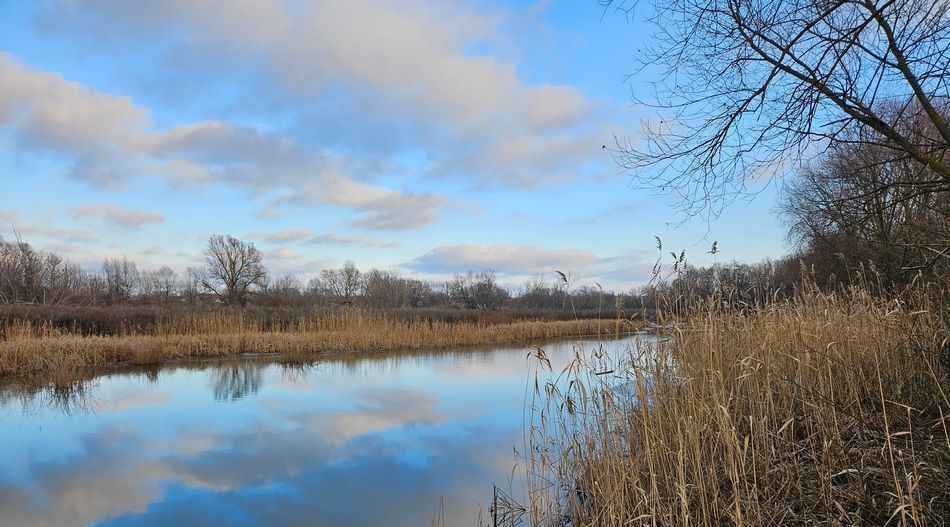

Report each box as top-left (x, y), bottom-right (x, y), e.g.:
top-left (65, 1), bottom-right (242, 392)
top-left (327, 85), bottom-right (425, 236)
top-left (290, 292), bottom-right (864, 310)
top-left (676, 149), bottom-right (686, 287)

top-left (0, 335), bottom-right (644, 527)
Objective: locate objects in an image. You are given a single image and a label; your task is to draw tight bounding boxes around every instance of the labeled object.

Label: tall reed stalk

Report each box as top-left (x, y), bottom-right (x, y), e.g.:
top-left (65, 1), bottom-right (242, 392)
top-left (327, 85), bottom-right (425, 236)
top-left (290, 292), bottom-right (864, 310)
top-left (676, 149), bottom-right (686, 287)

top-left (519, 284), bottom-right (948, 526)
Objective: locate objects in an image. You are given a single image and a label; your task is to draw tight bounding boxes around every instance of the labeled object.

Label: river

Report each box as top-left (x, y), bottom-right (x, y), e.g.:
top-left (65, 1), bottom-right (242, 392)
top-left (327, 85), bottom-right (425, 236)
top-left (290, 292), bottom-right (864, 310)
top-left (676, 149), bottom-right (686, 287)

top-left (0, 334), bottom-right (647, 527)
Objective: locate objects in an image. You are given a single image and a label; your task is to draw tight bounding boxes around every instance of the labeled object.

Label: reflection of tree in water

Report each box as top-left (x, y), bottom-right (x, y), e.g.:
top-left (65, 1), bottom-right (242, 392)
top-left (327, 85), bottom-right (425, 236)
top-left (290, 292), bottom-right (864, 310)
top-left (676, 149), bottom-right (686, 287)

top-left (276, 361), bottom-right (318, 384)
top-left (0, 381), bottom-right (100, 415)
top-left (211, 364), bottom-right (265, 401)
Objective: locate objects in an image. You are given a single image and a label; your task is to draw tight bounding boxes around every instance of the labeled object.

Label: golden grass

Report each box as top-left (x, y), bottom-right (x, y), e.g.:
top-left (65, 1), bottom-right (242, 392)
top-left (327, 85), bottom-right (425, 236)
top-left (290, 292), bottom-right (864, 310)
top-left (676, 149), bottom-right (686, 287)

top-left (0, 310), bottom-right (634, 381)
top-left (523, 286), bottom-right (949, 526)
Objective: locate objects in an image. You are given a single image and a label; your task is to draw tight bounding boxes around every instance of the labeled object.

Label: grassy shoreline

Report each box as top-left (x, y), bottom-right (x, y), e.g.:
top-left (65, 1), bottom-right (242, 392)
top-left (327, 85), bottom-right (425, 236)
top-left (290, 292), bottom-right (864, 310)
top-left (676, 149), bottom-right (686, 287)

top-left (0, 311), bottom-right (638, 382)
top-left (521, 287), bottom-right (949, 526)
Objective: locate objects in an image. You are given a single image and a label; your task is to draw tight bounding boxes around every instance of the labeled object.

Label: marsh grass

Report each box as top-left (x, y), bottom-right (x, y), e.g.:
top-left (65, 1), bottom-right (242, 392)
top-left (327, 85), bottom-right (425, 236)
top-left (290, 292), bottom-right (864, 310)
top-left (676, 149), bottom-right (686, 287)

top-left (519, 285), bottom-right (949, 526)
top-left (0, 311), bottom-right (635, 381)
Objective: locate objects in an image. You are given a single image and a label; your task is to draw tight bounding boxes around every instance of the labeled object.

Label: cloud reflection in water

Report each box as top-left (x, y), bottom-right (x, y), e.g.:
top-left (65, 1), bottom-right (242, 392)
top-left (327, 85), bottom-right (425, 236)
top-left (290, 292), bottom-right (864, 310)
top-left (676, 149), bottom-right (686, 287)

top-left (0, 337), bottom-right (642, 526)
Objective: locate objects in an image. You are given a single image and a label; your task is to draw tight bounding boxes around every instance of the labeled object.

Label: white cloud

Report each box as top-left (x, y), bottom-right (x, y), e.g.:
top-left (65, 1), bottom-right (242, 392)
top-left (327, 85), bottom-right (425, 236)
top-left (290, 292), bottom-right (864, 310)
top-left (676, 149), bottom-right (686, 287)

top-left (248, 229), bottom-right (313, 243)
top-left (279, 175), bottom-right (444, 231)
top-left (153, 121), bottom-right (314, 185)
top-left (8, 223), bottom-right (97, 243)
top-left (0, 210), bottom-right (21, 224)
top-left (64, 0), bottom-right (588, 134)
top-left (308, 234), bottom-right (400, 249)
top-left (70, 203), bottom-right (164, 227)
top-left (406, 243), bottom-right (600, 276)
top-left (0, 52), bottom-right (153, 185)
top-left (267, 247), bottom-right (304, 261)
top-left (0, 52), bottom-right (445, 230)
top-left (288, 259), bottom-right (337, 274)
top-left (435, 125), bottom-right (613, 187)
top-left (35, 0), bottom-right (611, 187)
top-left (405, 243), bottom-right (658, 288)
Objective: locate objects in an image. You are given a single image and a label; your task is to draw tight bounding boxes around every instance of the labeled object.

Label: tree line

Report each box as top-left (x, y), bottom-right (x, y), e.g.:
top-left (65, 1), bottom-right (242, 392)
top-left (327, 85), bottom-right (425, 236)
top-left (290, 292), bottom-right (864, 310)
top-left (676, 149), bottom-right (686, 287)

top-left (2, 218), bottom-right (941, 320)
top-left (0, 232), bottom-right (640, 314)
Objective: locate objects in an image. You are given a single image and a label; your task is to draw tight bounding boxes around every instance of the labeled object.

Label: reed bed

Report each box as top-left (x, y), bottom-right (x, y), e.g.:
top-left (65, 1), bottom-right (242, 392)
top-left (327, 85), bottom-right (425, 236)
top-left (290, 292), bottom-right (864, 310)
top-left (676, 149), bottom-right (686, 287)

top-left (521, 286), bottom-right (949, 526)
top-left (0, 311), bottom-right (632, 381)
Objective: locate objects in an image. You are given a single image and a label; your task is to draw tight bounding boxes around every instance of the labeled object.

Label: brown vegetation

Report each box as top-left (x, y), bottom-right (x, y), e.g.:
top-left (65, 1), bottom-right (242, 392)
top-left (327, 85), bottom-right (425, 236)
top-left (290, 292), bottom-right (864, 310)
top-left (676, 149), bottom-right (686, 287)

top-left (0, 311), bottom-right (636, 382)
top-left (520, 285), bottom-right (949, 525)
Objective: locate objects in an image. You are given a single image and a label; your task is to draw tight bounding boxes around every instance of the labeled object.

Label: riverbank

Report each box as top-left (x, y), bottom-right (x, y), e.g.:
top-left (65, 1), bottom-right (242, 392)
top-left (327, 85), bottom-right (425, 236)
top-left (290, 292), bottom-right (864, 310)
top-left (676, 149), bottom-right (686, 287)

top-left (0, 312), bottom-right (636, 381)
top-left (523, 286), bottom-right (949, 525)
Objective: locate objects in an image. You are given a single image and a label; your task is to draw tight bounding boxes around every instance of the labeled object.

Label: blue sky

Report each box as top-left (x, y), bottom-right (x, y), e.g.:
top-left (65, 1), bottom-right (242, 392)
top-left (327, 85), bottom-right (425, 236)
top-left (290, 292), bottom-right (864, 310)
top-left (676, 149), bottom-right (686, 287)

top-left (0, 0), bottom-right (789, 290)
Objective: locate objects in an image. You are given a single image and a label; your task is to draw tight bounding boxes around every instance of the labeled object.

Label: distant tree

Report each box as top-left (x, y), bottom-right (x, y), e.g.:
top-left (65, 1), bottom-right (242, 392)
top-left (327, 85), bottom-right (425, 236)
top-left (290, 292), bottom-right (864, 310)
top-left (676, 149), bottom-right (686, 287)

top-left (605, 0), bottom-right (950, 218)
top-left (403, 278), bottom-right (437, 308)
top-left (182, 266), bottom-right (203, 305)
top-left (446, 274), bottom-right (470, 308)
top-left (781, 118), bottom-right (950, 285)
top-left (0, 235), bottom-right (90, 305)
top-left (317, 261), bottom-right (362, 304)
top-left (516, 275), bottom-right (560, 310)
top-left (0, 238), bottom-right (43, 304)
top-left (472, 270), bottom-right (509, 310)
top-left (447, 270), bottom-right (509, 310)
top-left (102, 257), bottom-right (139, 304)
top-left (199, 234), bottom-right (268, 306)
top-left (150, 266), bottom-right (180, 305)
top-left (304, 277), bottom-right (328, 304)
top-left (136, 269), bottom-right (156, 300)
top-left (272, 274), bottom-right (302, 294)
top-left (267, 274), bottom-right (303, 307)
top-left (363, 268), bottom-right (407, 308)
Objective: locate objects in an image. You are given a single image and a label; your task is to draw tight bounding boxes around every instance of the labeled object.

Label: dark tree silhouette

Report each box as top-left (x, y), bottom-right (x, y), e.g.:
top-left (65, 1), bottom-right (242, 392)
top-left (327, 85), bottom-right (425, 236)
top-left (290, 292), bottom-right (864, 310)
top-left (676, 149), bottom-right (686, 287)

top-left (603, 0), bottom-right (949, 219)
top-left (200, 234), bottom-right (268, 306)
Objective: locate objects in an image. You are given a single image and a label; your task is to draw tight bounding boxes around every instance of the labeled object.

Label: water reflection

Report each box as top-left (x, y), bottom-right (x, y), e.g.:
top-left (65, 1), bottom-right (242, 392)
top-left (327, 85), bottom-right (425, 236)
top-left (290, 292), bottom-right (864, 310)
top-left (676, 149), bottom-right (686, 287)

top-left (211, 364), bottom-right (265, 401)
top-left (0, 335), bottom-right (647, 527)
top-left (0, 380), bottom-right (102, 415)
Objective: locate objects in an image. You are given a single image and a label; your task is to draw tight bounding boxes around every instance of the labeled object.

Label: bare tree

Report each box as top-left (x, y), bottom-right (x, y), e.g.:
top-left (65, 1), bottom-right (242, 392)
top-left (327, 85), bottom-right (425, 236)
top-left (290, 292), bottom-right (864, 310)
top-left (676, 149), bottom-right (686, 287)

top-left (447, 270), bottom-right (510, 310)
top-left (338, 261), bottom-right (362, 301)
top-left (317, 261), bottom-right (362, 304)
top-left (102, 257), bottom-right (139, 304)
top-left (1, 237), bottom-right (46, 304)
top-left (781, 117), bottom-right (950, 284)
top-left (363, 268), bottom-right (408, 308)
top-left (199, 234), bottom-right (268, 306)
top-left (0, 233), bottom-right (91, 305)
top-left (516, 275), bottom-right (558, 310)
top-left (183, 266), bottom-right (203, 305)
top-left (605, 0), bottom-right (950, 218)
top-left (136, 269), bottom-right (157, 300)
top-left (267, 273), bottom-right (303, 307)
top-left (150, 266), bottom-right (180, 305)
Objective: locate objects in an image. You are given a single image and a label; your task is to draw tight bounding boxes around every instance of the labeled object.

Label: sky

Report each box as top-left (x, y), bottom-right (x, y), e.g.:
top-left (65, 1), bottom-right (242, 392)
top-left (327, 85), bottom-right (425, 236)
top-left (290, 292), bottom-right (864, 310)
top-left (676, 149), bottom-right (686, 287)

top-left (0, 0), bottom-right (791, 290)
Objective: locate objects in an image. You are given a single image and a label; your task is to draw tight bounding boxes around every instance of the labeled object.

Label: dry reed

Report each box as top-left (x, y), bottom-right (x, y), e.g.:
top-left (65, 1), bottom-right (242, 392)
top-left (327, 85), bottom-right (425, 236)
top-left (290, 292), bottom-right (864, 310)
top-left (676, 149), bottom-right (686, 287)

top-left (521, 285), bottom-right (949, 526)
top-left (0, 310), bottom-right (634, 381)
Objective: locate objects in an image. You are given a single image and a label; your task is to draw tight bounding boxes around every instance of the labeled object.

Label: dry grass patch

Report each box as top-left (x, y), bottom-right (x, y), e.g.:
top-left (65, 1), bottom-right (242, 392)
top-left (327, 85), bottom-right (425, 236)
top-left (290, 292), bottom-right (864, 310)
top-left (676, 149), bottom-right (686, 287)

top-left (0, 311), bottom-right (634, 381)
top-left (523, 287), bottom-right (949, 526)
